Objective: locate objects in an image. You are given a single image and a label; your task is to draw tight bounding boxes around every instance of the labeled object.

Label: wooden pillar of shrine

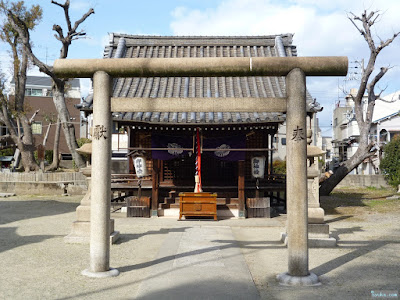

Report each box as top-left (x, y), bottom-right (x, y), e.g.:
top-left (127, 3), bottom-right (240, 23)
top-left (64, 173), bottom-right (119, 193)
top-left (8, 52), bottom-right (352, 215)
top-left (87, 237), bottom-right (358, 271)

top-left (238, 160), bottom-right (245, 218)
top-left (151, 158), bottom-right (160, 217)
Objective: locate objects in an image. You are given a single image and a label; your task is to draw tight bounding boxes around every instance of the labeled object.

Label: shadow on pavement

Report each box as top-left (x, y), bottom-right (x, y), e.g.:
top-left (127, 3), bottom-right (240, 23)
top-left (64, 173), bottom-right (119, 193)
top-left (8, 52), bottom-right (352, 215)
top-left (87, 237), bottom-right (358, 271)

top-left (114, 227), bottom-right (190, 244)
top-left (0, 227), bottom-right (60, 253)
top-left (330, 226), bottom-right (364, 241)
top-left (134, 279), bottom-right (261, 300)
top-left (320, 193), bottom-right (367, 215)
top-left (119, 238), bottom-right (284, 273)
top-left (0, 200), bottom-right (78, 225)
top-left (325, 215), bottom-right (353, 223)
top-left (312, 228), bottom-right (400, 277)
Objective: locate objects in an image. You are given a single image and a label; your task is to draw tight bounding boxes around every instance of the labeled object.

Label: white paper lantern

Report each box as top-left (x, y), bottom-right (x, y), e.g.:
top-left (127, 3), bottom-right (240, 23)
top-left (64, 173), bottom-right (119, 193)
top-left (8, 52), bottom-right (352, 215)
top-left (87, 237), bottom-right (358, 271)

top-left (133, 156), bottom-right (148, 178)
top-left (251, 156), bottom-right (266, 178)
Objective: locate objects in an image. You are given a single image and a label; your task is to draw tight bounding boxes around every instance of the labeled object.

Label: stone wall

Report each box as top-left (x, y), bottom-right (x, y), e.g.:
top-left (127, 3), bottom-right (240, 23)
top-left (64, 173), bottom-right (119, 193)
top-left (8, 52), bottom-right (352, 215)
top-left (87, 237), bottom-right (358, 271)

top-left (0, 171), bottom-right (87, 195)
top-left (336, 175), bottom-right (389, 188)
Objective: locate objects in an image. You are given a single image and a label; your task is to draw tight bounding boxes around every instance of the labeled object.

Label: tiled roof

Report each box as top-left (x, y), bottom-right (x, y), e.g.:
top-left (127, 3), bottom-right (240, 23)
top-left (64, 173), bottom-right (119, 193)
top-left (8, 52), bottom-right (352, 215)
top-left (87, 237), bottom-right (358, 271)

top-left (11, 75), bottom-right (80, 88)
top-left (80, 34), bottom-right (320, 125)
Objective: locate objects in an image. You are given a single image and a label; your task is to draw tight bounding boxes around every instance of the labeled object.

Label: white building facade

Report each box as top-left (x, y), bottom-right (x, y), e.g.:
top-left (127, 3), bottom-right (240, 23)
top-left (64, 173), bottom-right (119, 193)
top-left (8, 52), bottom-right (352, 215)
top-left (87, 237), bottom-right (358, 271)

top-left (332, 89), bottom-right (400, 174)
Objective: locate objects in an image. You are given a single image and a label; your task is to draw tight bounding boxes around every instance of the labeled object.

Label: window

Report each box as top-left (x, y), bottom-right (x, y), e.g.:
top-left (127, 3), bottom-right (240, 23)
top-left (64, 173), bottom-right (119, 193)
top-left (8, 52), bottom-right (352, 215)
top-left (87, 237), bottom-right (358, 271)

top-left (25, 88), bottom-right (43, 96)
top-left (31, 122), bottom-right (42, 134)
top-left (334, 118), bottom-right (338, 127)
top-left (281, 138), bottom-right (286, 145)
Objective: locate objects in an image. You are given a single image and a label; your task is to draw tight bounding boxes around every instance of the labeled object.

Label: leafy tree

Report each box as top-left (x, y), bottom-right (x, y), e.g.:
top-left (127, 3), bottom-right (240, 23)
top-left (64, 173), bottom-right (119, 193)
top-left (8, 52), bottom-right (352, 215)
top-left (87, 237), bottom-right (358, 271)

top-left (320, 9), bottom-right (399, 195)
top-left (380, 135), bottom-right (400, 187)
top-left (272, 159), bottom-right (286, 175)
top-left (0, 1), bottom-right (42, 171)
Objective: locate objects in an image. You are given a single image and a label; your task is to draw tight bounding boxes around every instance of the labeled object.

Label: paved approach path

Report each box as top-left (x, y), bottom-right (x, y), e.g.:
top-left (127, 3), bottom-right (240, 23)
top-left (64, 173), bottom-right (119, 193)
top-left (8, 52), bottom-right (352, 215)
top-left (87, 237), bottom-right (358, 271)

top-left (135, 225), bottom-right (260, 299)
top-left (1, 195), bottom-right (399, 299)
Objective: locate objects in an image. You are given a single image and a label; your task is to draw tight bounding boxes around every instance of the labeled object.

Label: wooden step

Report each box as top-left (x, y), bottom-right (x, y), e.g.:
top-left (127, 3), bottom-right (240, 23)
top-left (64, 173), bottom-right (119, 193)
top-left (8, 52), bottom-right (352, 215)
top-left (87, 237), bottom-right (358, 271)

top-left (170, 203), bottom-right (180, 209)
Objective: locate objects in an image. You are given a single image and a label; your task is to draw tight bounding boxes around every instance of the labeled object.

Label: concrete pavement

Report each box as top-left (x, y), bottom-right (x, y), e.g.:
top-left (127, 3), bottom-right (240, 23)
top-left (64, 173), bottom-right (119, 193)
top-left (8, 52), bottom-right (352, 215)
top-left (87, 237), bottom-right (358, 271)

top-left (1, 195), bottom-right (399, 299)
top-left (135, 225), bottom-right (260, 299)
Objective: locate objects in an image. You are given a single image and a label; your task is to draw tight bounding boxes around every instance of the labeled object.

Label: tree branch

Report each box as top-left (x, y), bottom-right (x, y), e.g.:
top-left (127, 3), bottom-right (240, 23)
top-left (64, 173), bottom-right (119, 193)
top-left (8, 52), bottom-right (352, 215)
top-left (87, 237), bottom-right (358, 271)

top-left (50, 3), bottom-right (94, 59)
top-left (347, 13), bottom-right (364, 36)
top-left (50, 1), bottom-right (65, 9)
top-left (52, 24), bottom-right (65, 42)
top-left (28, 109), bottom-right (40, 125)
top-left (1, 105), bottom-right (17, 138)
top-left (51, 1), bottom-right (73, 34)
top-left (72, 8), bottom-right (94, 32)
top-left (377, 32), bottom-right (400, 53)
top-left (364, 66), bottom-right (389, 126)
top-left (367, 67), bottom-right (388, 95)
top-left (377, 93), bottom-right (400, 103)
top-left (370, 13), bottom-right (380, 26)
top-left (6, 11), bottom-right (60, 84)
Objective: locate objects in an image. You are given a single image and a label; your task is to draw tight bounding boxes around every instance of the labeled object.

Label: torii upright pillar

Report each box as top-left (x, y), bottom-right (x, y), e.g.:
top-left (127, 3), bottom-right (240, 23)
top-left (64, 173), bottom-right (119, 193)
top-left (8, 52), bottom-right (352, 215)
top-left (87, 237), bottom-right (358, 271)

top-left (276, 68), bottom-right (319, 285)
top-left (81, 71), bottom-right (119, 278)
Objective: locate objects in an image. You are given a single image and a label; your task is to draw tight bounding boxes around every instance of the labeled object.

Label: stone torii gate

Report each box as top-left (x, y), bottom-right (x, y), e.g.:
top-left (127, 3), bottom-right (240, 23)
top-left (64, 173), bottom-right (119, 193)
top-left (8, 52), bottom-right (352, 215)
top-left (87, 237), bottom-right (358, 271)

top-left (54, 56), bottom-right (347, 285)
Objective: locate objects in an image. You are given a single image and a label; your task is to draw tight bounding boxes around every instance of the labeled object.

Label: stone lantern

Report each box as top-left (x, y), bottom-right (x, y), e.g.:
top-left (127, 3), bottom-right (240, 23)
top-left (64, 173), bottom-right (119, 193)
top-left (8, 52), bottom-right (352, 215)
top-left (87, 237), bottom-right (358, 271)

top-left (306, 145), bottom-right (336, 247)
top-left (281, 136), bottom-right (336, 248)
top-left (64, 143), bottom-right (119, 244)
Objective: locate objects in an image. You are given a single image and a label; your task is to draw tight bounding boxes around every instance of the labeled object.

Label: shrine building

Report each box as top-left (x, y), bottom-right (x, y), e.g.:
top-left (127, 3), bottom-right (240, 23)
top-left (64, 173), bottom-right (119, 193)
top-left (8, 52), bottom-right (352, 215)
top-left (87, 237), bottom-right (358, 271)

top-left (77, 34), bottom-right (322, 218)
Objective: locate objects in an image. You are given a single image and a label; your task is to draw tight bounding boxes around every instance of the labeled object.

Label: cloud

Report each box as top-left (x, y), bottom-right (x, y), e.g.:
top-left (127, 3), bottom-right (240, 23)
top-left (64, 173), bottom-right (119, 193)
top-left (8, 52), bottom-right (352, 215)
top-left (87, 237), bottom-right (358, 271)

top-left (70, 1), bottom-right (91, 12)
top-left (80, 78), bottom-right (91, 98)
top-left (170, 0), bottom-right (400, 131)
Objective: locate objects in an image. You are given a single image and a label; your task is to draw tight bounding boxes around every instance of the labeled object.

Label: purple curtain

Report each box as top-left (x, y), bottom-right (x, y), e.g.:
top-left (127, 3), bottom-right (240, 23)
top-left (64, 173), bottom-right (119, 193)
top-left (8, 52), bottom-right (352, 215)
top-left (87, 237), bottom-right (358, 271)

top-left (203, 135), bottom-right (246, 161)
top-left (151, 134), bottom-right (192, 160)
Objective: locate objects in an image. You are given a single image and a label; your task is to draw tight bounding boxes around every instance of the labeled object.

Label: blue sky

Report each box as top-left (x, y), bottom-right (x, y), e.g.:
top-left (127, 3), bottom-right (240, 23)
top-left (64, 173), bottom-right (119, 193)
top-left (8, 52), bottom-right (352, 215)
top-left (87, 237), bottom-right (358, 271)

top-left (1, 0), bottom-right (399, 136)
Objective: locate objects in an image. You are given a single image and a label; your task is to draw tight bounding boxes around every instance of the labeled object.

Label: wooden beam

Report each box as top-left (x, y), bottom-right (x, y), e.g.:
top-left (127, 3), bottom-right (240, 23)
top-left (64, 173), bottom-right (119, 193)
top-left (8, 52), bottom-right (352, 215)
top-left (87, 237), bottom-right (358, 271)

top-left (111, 97), bottom-right (287, 113)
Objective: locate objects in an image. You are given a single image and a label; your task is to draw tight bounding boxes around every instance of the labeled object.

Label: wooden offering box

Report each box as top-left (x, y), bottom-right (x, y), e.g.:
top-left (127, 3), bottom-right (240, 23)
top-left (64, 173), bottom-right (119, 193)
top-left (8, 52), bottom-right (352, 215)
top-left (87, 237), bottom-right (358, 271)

top-left (179, 192), bottom-right (217, 221)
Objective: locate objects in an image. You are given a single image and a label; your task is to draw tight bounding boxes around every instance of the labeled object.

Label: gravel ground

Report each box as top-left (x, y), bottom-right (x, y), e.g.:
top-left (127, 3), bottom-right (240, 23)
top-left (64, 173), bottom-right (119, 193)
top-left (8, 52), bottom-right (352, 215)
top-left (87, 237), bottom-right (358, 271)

top-left (0, 194), bottom-right (399, 299)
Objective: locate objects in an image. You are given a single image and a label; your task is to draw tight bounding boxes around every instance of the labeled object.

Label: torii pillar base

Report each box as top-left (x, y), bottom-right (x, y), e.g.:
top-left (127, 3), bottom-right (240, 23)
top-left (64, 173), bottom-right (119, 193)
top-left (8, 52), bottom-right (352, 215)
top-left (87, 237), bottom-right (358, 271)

top-left (277, 272), bottom-right (320, 286)
top-left (82, 268), bottom-right (119, 278)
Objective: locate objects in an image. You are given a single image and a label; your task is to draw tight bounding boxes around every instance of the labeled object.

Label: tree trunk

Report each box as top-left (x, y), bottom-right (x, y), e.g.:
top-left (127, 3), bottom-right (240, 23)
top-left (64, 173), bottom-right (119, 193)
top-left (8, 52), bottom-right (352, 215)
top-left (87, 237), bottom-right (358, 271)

top-left (319, 144), bottom-right (371, 195)
top-left (46, 116), bottom-right (61, 171)
top-left (53, 85), bottom-right (85, 168)
top-left (0, 109), bottom-right (38, 172)
top-left (16, 114), bottom-right (39, 172)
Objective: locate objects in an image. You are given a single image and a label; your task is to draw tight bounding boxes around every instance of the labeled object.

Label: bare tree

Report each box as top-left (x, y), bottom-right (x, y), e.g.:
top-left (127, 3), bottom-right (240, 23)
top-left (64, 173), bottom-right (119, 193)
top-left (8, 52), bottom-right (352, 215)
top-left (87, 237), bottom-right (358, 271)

top-left (6, 0), bottom-right (94, 169)
top-left (0, 1), bottom-right (42, 171)
top-left (320, 9), bottom-right (399, 195)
